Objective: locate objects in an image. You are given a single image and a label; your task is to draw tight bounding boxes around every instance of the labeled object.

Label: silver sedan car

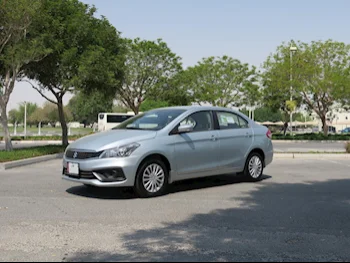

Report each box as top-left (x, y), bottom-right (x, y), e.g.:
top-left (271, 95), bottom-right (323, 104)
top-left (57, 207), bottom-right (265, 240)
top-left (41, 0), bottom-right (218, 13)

top-left (62, 106), bottom-right (274, 197)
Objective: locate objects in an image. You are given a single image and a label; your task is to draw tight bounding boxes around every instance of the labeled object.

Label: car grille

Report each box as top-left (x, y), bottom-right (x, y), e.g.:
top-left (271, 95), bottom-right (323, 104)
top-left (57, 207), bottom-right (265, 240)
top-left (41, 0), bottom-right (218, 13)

top-left (63, 168), bottom-right (96, 180)
top-left (65, 150), bottom-right (103, 160)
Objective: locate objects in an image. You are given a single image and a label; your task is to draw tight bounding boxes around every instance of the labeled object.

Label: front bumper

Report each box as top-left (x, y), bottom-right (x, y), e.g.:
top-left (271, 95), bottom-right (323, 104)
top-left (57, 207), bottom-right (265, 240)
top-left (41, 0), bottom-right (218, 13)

top-left (62, 155), bottom-right (139, 187)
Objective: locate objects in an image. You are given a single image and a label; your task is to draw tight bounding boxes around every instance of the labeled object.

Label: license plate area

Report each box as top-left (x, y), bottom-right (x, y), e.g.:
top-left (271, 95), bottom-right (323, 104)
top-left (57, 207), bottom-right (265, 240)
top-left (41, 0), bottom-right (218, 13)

top-left (67, 162), bottom-right (79, 176)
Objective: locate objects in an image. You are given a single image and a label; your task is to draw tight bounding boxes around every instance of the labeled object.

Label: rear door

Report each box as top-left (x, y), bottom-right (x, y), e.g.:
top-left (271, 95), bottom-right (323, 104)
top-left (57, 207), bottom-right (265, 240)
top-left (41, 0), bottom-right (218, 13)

top-left (214, 111), bottom-right (254, 171)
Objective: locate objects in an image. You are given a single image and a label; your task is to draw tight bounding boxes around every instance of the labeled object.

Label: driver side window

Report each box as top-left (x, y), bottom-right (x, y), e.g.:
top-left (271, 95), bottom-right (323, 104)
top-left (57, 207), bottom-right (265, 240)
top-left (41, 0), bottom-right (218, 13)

top-left (179, 111), bottom-right (213, 133)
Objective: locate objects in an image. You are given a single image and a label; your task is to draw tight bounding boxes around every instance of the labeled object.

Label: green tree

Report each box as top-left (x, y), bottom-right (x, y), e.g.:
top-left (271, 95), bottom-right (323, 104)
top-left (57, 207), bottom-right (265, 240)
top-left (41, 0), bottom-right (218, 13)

top-left (68, 91), bottom-right (114, 126)
top-left (0, 0), bottom-right (48, 151)
top-left (147, 71), bottom-right (192, 106)
top-left (296, 40), bottom-right (350, 135)
top-left (28, 107), bottom-right (49, 126)
top-left (17, 102), bottom-right (37, 127)
top-left (140, 100), bottom-right (169, 112)
top-left (116, 38), bottom-right (182, 114)
top-left (33, 102), bottom-right (72, 127)
top-left (184, 56), bottom-right (259, 107)
top-left (245, 107), bottom-right (283, 123)
top-left (24, 0), bottom-right (121, 146)
top-left (262, 41), bottom-right (304, 135)
top-left (263, 40), bottom-right (350, 135)
top-left (112, 104), bottom-right (130, 113)
top-left (8, 109), bottom-right (20, 125)
top-left (7, 102), bottom-right (37, 126)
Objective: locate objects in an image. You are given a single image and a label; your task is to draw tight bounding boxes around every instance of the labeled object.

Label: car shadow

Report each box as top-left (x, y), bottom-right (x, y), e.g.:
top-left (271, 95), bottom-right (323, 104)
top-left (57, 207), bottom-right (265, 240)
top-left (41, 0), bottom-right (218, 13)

top-left (66, 173), bottom-right (272, 200)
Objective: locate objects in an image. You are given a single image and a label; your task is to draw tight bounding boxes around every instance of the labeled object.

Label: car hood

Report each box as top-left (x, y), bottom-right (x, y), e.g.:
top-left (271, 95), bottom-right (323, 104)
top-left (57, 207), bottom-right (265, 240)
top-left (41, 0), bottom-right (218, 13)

top-left (68, 130), bottom-right (157, 152)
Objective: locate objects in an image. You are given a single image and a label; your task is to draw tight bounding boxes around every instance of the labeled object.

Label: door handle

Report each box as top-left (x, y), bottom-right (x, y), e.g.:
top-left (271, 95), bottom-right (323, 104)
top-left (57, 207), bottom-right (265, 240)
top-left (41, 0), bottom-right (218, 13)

top-left (211, 135), bottom-right (217, 141)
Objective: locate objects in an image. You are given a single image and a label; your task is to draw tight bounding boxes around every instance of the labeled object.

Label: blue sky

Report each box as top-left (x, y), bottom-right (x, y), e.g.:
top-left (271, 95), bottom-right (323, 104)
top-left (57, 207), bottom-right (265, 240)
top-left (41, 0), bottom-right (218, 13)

top-left (9, 0), bottom-right (350, 111)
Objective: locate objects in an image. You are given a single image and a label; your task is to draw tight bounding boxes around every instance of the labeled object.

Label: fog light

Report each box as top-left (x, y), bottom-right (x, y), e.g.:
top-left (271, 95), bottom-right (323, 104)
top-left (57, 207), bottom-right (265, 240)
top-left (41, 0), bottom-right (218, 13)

top-left (95, 168), bottom-right (126, 182)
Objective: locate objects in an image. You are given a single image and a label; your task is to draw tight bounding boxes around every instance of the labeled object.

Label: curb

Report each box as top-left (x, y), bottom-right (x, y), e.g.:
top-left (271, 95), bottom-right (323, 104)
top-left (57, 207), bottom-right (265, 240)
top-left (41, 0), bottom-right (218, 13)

top-left (274, 153), bottom-right (350, 159)
top-left (0, 153), bottom-right (64, 171)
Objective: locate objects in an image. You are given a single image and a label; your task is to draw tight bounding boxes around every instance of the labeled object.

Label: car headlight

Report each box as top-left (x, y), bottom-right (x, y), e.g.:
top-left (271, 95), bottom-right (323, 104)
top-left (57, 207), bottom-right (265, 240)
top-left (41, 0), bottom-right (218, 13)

top-left (101, 143), bottom-right (140, 158)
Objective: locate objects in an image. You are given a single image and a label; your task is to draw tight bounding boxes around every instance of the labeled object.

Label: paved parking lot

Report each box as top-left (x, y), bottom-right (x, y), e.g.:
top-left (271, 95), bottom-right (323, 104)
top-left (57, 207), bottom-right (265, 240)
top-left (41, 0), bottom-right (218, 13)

top-left (0, 158), bottom-right (350, 262)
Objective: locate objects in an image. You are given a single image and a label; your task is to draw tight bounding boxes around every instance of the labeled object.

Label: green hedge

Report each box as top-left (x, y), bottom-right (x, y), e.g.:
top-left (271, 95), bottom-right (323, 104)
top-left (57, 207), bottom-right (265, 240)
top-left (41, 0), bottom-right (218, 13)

top-left (272, 133), bottom-right (350, 141)
top-left (0, 145), bottom-right (66, 163)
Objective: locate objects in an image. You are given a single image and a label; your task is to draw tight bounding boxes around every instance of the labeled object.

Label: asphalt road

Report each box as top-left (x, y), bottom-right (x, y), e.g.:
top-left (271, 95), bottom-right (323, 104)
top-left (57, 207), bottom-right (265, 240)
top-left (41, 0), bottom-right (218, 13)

top-left (1, 158), bottom-right (350, 262)
top-left (0, 140), bottom-right (347, 152)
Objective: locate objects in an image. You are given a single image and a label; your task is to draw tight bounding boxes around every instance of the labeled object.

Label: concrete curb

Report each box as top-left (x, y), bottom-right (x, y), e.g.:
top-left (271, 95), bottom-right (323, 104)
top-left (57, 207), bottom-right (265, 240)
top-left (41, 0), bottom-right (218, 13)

top-left (274, 153), bottom-right (350, 159)
top-left (0, 153), bottom-right (64, 171)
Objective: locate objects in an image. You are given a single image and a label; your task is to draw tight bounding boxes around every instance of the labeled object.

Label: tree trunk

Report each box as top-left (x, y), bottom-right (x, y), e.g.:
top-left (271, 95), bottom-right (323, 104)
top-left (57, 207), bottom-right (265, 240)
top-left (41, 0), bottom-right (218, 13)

top-left (283, 122), bottom-right (288, 136)
top-left (57, 99), bottom-right (69, 147)
top-left (0, 105), bottom-right (13, 151)
top-left (321, 115), bottom-right (328, 136)
top-left (132, 105), bottom-right (139, 115)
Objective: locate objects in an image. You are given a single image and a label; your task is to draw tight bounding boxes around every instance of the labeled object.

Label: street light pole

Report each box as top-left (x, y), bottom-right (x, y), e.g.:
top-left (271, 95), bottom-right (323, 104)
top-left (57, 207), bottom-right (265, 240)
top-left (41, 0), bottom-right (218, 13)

top-left (290, 45), bottom-right (297, 134)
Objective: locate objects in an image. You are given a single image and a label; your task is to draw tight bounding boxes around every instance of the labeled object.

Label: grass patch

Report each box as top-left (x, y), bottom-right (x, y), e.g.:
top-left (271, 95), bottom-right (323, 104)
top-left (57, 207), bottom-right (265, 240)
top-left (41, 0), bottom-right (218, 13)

top-left (0, 134), bottom-right (90, 141)
top-left (0, 145), bottom-right (66, 163)
top-left (0, 127), bottom-right (93, 134)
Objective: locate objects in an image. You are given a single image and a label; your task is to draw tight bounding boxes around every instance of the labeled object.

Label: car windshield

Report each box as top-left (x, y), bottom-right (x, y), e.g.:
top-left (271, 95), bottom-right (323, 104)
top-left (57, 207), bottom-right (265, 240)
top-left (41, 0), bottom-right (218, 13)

top-left (113, 109), bottom-right (187, 131)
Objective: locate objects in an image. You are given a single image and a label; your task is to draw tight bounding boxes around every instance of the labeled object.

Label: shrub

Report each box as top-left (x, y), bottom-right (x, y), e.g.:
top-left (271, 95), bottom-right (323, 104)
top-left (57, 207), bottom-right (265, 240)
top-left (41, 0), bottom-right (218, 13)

top-left (272, 133), bottom-right (350, 141)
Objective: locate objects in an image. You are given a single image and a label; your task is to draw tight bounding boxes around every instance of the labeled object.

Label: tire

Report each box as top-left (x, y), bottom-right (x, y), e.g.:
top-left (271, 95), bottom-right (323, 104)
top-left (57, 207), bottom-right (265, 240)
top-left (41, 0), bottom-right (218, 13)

top-left (243, 152), bottom-right (264, 182)
top-left (135, 158), bottom-right (169, 198)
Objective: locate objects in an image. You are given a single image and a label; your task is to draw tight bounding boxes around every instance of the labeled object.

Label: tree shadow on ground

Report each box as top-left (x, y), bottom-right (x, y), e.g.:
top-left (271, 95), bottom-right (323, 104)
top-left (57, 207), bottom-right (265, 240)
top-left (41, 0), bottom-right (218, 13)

top-left (65, 178), bottom-right (350, 262)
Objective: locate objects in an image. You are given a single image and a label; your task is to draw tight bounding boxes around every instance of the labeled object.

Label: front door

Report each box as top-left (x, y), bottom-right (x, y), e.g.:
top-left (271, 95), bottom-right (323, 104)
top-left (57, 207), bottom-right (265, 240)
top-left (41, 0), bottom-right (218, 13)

top-left (173, 111), bottom-right (220, 180)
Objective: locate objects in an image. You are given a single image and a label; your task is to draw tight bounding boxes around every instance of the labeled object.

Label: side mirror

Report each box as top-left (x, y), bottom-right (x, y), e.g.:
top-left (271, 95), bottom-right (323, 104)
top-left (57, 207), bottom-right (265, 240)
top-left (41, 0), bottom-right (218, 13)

top-left (178, 124), bottom-right (194, 134)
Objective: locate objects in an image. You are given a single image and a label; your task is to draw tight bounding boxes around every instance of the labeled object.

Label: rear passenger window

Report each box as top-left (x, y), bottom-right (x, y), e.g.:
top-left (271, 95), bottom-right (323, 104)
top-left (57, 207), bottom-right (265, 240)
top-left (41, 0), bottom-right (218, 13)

top-left (216, 112), bottom-right (249, 130)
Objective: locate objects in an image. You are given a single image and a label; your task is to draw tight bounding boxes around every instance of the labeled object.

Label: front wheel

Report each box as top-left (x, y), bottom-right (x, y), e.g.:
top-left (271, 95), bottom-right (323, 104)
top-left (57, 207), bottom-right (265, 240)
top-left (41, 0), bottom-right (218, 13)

top-left (243, 153), bottom-right (264, 182)
top-left (135, 159), bottom-right (169, 198)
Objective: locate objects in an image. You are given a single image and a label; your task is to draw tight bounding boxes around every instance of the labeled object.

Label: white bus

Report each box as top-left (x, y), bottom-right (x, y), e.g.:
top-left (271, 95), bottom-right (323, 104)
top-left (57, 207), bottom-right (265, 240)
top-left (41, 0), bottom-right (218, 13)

top-left (98, 112), bottom-right (136, 132)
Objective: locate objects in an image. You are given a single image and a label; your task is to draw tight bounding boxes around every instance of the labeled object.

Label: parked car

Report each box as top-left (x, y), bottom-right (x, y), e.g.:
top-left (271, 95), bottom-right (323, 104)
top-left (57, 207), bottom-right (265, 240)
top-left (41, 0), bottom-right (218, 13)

top-left (62, 106), bottom-right (274, 198)
top-left (341, 127), bottom-right (350, 134)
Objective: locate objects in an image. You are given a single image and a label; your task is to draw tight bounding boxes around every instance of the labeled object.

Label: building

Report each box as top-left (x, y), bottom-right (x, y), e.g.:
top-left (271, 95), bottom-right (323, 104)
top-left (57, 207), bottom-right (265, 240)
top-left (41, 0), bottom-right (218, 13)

top-left (310, 107), bottom-right (350, 132)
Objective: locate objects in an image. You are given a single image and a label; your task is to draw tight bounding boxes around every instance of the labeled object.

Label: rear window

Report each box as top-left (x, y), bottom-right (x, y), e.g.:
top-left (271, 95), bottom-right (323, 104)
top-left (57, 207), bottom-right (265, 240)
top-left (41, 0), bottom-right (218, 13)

top-left (107, 115), bottom-right (133, 123)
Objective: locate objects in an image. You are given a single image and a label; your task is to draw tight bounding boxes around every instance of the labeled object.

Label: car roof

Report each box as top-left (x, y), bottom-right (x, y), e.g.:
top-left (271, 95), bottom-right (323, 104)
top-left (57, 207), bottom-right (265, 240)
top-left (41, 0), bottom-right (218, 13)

top-left (154, 105), bottom-right (241, 113)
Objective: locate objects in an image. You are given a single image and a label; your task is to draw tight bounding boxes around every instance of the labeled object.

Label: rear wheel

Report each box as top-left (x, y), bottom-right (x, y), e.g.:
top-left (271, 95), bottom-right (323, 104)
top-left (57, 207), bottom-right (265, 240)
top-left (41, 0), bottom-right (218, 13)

top-left (243, 153), bottom-right (264, 182)
top-left (135, 158), bottom-right (169, 198)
